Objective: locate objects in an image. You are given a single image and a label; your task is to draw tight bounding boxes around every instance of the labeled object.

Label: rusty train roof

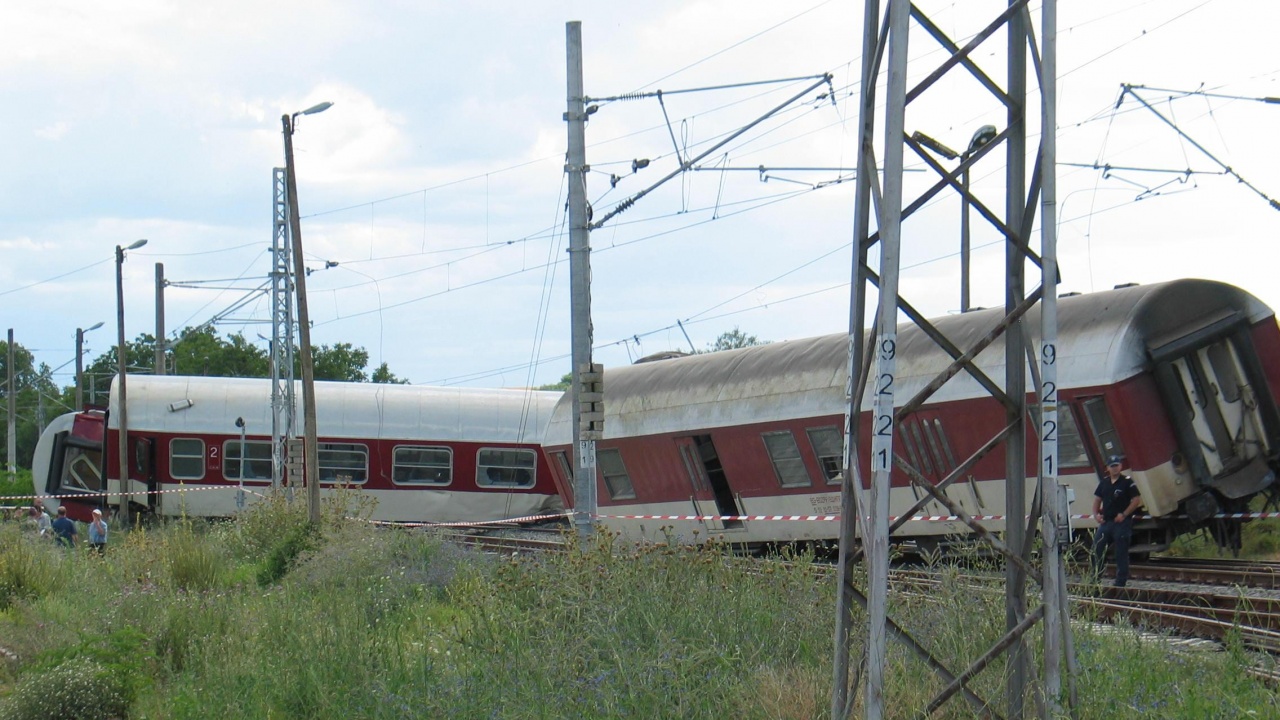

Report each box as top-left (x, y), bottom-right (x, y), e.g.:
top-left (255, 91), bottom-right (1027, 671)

top-left (546, 279), bottom-right (1275, 443)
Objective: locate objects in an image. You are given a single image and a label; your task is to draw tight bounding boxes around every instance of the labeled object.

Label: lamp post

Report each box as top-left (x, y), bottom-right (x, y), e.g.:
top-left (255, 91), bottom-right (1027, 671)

top-left (116, 238), bottom-right (147, 526)
top-left (75, 321), bottom-right (105, 409)
top-left (910, 125), bottom-right (998, 312)
top-left (960, 125), bottom-right (997, 313)
top-left (283, 100), bottom-right (333, 524)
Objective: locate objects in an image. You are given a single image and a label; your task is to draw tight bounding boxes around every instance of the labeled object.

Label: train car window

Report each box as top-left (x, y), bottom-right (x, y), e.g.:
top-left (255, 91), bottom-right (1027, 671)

top-left (805, 427), bottom-right (843, 484)
top-left (170, 438), bottom-right (205, 480)
top-left (597, 448), bottom-right (636, 500)
top-left (476, 448), bottom-right (536, 488)
top-left (1206, 343), bottom-right (1243, 403)
top-left (318, 443), bottom-right (368, 485)
top-left (392, 446), bottom-right (452, 486)
top-left (1081, 397), bottom-right (1126, 465)
top-left (551, 451), bottom-right (574, 504)
top-left (222, 440), bottom-right (273, 482)
top-left (62, 447), bottom-right (105, 492)
top-left (1055, 407), bottom-right (1092, 469)
top-left (762, 431), bottom-right (812, 488)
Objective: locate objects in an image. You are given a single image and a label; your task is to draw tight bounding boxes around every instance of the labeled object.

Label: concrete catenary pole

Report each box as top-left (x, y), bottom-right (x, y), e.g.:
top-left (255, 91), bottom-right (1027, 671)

top-left (565, 21), bottom-right (598, 537)
top-left (154, 263), bottom-right (166, 375)
top-left (75, 328), bottom-right (85, 410)
top-left (863, 3), bottom-right (911, 717)
top-left (1005, 6), bottom-right (1029, 715)
top-left (282, 114), bottom-right (322, 525)
top-left (830, 0), bottom-right (880, 715)
top-left (116, 240), bottom-right (148, 526)
top-left (6, 329), bottom-right (15, 482)
top-left (1038, 0), bottom-right (1068, 714)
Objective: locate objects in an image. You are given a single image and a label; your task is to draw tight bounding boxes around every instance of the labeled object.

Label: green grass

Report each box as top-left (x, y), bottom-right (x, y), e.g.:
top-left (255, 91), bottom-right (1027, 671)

top-left (0, 507), bottom-right (1277, 719)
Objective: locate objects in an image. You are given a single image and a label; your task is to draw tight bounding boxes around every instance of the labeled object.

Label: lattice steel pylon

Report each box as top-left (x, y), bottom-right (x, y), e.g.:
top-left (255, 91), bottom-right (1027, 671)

top-left (831, 2), bottom-right (1072, 719)
top-left (270, 167), bottom-right (297, 490)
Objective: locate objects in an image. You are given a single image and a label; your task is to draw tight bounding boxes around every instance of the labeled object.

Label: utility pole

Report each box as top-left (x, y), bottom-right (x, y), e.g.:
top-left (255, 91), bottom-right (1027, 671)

top-left (270, 167), bottom-right (297, 491)
top-left (76, 328), bottom-right (86, 410)
top-left (6, 329), bottom-right (14, 483)
top-left (155, 263), bottom-right (166, 375)
top-left (116, 240), bottom-right (147, 526)
top-left (282, 104), bottom-right (332, 524)
top-left (565, 21), bottom-right (598, 537)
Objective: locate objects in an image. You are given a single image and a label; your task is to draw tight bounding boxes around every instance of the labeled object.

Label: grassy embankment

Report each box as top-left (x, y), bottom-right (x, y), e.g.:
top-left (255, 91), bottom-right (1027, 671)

top-left (0, 495), bottom-right (1277, 719)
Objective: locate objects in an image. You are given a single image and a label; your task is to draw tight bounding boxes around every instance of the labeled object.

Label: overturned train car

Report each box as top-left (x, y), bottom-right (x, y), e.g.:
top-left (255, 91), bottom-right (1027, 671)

top-left (544, 279), bottom-right (1280, 550)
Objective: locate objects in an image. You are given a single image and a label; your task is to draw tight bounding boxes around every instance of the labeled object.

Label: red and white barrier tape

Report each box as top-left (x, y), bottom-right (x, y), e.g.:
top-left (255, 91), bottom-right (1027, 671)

top-left (595, 511), bottom-right (1280, 523)
top-left (364, 511), bottom-right (574, 529)
top-left (0, 486), bottom-right (249, 502)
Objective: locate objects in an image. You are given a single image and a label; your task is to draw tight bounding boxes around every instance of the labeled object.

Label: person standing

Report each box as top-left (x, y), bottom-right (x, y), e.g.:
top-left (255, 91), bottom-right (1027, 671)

top-left (1091, 455), bottom-right (1143, 587)
top-left (51, 506), bottom-right (78, 548)
top-left (29, 505), bottom-right (52, 537)
top-left (88, 508), bottom-right (108, 554)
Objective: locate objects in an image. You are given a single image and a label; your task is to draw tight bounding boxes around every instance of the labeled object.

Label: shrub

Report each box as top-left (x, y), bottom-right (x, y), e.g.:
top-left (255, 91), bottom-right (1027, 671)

top-left (0, 628), bottom-right (157, 720)
top-left (0, 658), bottom-right (129, 720)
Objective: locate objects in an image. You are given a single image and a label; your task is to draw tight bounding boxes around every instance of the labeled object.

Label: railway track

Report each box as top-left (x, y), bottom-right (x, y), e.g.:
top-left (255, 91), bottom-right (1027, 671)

top-left (427, 525), bottom-right (569, 554)
top-left (1078, 584), bottom-right (1280, 654)
top-left (1116, 557), bottom-right (1280, 589)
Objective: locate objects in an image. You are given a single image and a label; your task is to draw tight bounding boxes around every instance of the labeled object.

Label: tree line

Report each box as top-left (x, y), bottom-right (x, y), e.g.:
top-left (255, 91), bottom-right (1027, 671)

top-left (0, 327), bottom-right (408, 472)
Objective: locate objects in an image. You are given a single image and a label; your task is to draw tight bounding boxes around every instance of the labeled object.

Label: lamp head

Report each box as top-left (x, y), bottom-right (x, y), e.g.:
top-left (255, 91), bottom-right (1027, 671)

top-left (299, 101), bottom-right (333, 116)
top-left (968, 125), bottom-right (998, 153)
top-left (910, 131), bottom-right (959, 160)
top-left (85, 321), bottom-right (105, 332)
top-left (125, 239), bottom-right (148, 251)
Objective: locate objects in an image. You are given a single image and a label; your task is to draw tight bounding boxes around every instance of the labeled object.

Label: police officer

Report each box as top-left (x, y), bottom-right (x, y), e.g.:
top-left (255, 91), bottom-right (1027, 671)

top-left (1091, 455), bottom-right (1143, 587)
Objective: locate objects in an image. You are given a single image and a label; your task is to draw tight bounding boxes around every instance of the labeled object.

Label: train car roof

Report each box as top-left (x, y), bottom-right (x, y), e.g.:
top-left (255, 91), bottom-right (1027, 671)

top-left (547, 278), bottom-right (1275, 442)
top-left (108, 375), bottom-right (561, 444)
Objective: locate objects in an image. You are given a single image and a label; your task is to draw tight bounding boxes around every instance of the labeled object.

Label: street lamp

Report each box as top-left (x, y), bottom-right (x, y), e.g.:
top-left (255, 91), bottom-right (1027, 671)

top-left (959, 125), bottom-right (997, 313)
top-left (283, 100), bottom-right (332, 523)
top-left (116, 238), bottom-right (147, 526)
top-left (909, 125), bottom-right (998, 312)
top-left (75, 321), bottom-right (105, 409)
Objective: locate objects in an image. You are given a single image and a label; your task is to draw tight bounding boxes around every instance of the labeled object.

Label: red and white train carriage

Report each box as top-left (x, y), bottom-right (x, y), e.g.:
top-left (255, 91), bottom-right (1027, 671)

top-left (544, 279), bottom-right (1280, 550)
top-left (33, 375), bottom-right (565, 524)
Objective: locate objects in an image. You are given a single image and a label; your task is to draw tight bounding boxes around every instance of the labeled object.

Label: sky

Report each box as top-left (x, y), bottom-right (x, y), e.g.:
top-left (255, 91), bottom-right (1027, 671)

top-left (3, 0), bottom-right (1278, 400)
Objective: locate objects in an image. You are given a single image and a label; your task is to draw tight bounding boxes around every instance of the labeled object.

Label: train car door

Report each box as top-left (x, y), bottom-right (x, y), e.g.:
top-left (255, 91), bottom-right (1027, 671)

top-left (1159, 334), bottom-right (1275, 495)
top-left (133, 437), bottom-right (156, 511)
top-left (674, 435), bottom-right (743, 530)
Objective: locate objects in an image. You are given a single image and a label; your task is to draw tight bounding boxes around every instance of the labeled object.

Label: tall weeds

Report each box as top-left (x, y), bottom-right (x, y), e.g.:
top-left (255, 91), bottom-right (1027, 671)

top-left (1, 509), bottom-right (1277, 719)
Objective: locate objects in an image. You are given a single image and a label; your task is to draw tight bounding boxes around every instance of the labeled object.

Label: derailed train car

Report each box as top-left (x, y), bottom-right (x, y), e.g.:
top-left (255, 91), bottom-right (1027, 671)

top-left (33, 375), bottom-right (564, 524)
top-left (544, 279), bottom-right (1280, 550)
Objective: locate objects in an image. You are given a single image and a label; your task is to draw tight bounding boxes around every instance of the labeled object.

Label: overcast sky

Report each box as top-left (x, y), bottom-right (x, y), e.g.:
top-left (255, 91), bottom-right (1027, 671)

top-left (3, 0), bottom-right (1277, 398)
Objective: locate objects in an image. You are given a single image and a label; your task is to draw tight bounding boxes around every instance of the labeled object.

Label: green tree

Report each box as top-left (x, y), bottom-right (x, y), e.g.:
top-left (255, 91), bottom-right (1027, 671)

top-left (78, 330), bottom-right (407, 406)
top-left (698, 327), bottom-right (769, 353)
top-left (371, 362), bottom-right (409, 384)
top-left (309, 343), bottom-right (370, 382)
top-left (1, 338), bottom-right (63, 471)
top-left (537, 373), bottom-right (572, 391)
